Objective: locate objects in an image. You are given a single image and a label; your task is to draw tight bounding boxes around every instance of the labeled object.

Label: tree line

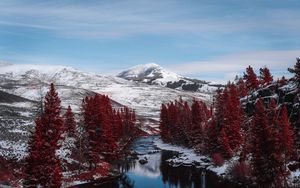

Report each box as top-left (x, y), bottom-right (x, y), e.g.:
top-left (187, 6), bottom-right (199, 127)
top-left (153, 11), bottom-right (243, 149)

top-left (23, 83), bottom-right (138, 187)
top-left (160, 59), bottom-right (300, 187)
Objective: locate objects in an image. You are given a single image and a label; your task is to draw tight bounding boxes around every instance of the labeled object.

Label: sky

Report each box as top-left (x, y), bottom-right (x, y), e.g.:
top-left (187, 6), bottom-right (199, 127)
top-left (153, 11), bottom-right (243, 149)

top-left (0, 0), bottom-right (299, 83)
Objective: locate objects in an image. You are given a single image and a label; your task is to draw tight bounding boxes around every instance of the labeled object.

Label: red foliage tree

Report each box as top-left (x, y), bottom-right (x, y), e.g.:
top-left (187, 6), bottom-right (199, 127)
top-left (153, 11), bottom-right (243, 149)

top-left (82, 94), bottom-right (137, 167)
top-left (250, 99), bottom-right (284, 187)
top-left (24, 83), bottom-right (64, 188)
top-left (259, 67), bottom-right (273, 85)
top-left (214, 84), bottom-right (243, 156)
top-left (244, 66), bottom-right (259, 90)
top-left (288, 58), bottom-right (300, 85)
top-left (236, 78), bottom-right (248, 97)
top-left (278, 76), bottom-right (288, 86)
top-left (219, 127), bottom-right (233, 158)
top-left (205, 119), bottom-right (220, 155)
top-left (64, 105), bottom-right (76, 137)
top-left (160, 104), bottom-right (171, 142)
top-left (278, 106), bottom-right (297, 161)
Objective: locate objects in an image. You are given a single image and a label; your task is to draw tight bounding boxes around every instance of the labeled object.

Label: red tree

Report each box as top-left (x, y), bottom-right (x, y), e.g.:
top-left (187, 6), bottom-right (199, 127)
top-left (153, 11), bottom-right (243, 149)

top-left (244, 66), bottom-right (259, 90)
top-left (278, 76), bottom-right (288, 86)
top-left (259, 67), bottom-right (273, 85)
top-left (24, 83), bottom-right (64, 188)
top-left (214, 84), bottom-right (242, 155)
top-left (250, 99), bottom-right (284, 187)
top-left (160, 104), bottom-right (171, 142)
top-left (219, 127), bottom-right (233, 158)
top-left (237, 78), bottom-right (248, 97)
top-left (278, 106), bottom-right (297, 161)
top-left (64, 105), bottom-right (76, 137)
top-left (288, 58), bottom-right (300, 85)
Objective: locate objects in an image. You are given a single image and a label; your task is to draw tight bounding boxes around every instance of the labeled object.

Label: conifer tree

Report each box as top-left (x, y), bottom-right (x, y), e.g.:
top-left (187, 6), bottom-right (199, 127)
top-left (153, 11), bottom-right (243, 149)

top-left (250, 99), bottom-right (284, 187)
top-left (24, 83), bottom-right (63, 188)
top-left (219, 127), bottom-right (233, 158)
top-left (288, 58), bottom-right (300, 85)
top-left (244, 66), bottom-right (259, 90)
top-left (278, 106), bottom-right (297, 161)
top-left (160, 104), bottom-right (170, 142)
top-left (237, 78), bottom-right (248, 97)
top-left (259, 67), bottom-right (273, 85)
top-left (64, 105), bottom-right (76, 137)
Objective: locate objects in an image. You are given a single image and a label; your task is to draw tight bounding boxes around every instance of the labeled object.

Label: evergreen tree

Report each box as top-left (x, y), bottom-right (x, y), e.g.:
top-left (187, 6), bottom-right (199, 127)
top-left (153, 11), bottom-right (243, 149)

top-left (278, 106), bottom-right (297, 161)
top-left (236, 78), bottom-right (248, 97)
top-left (288, 58), bottom-right (300, 85)
top-left (259, 67), bottom-right (273, 85)
top-left (64, 105), bottom-right (76, 137)
top-left (244, 66), bottom-right (259, 90)
top-left (219, 127), bottom-right (233, 158)
top-left (160, 104), bottom-right (170, 142)
top-left (24, 83), bottom-right (63, 188)
top-left (250, 99), bottom-right (284, 187)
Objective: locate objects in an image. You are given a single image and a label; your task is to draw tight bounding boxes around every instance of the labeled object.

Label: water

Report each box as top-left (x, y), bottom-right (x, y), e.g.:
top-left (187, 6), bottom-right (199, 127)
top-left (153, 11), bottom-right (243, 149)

top-left (77, 136), bottom-right (242, 188)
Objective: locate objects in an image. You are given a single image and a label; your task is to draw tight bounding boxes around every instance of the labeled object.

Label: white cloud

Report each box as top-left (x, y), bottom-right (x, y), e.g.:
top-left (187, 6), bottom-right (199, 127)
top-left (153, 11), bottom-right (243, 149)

top-left (166, 49), bottom-right (299, 83)
top-left (0, 0), bottom-right (299, 39)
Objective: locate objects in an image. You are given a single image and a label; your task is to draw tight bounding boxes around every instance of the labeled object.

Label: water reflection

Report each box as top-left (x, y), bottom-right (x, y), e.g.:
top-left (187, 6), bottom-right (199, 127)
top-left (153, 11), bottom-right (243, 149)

top-left (76, 137), bottom-right (242, 188)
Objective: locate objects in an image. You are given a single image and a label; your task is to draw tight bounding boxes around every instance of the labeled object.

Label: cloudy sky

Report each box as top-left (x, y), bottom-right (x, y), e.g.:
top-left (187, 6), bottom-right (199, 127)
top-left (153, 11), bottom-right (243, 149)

top-left (0, 0), bottom-right (299, 82)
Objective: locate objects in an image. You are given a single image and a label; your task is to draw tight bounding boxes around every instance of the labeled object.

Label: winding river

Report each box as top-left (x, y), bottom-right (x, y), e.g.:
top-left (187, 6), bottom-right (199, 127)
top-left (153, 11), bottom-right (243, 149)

top-left (77, 136), bottom-right (242, 188)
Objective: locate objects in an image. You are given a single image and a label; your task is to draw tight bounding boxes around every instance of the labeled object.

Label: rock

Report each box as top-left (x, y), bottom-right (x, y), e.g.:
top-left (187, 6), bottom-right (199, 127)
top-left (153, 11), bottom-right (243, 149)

top-left (139, 158), bottom-right (148, 165)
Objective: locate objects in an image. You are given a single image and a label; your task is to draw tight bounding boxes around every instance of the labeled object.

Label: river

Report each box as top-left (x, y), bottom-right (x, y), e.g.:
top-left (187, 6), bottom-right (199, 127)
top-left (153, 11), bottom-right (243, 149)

top-left (77, 136), bottom-right (243, 188)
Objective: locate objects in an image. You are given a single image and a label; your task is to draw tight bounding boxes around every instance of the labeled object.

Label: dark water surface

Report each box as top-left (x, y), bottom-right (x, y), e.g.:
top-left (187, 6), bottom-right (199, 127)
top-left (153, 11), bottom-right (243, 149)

top-left (77, 136), bottom-right (242, 188)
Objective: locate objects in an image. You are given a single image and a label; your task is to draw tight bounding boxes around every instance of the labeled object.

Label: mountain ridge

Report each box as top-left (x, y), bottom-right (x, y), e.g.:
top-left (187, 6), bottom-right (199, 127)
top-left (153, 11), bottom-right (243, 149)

top-left (118, 63), bottom-right (221, 93)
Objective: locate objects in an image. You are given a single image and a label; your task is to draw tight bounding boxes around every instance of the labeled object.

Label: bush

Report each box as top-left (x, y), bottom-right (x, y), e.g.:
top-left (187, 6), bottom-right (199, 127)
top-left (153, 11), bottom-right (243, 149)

top-left (211, 153), bottom-right (225, 167)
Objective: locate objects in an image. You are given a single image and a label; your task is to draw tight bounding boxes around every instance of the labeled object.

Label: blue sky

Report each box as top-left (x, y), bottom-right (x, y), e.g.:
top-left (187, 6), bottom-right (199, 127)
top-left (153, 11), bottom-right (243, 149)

top-left (0, 0), bottom-right (299, 82)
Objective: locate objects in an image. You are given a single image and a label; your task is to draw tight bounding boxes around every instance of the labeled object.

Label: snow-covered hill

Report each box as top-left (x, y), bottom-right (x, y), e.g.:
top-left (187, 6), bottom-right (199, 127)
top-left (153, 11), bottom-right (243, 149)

top-left (118, 63), bottom-right (222, 93)
top-left (0, 63), bottom-right (214, 158)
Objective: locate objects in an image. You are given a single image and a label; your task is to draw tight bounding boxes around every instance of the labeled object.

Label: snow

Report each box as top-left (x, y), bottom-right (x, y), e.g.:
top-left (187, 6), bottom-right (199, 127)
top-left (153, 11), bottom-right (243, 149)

top-left (0, 140), bottom-right (27, 160)
top-left (118, 63), bottom-right (183, 85)
top-left (0, 63), bottom-right (77, 79)
top-left (0, 102), bottom-right (34, 108)
top-left (153, 138), bottom-right (235, 176)
top-left (154, 138), bottom-right (210, 166)
top-left (0, 63), bottom-right (212, 123)
top-left (118, 63), bottom-right (220, 94)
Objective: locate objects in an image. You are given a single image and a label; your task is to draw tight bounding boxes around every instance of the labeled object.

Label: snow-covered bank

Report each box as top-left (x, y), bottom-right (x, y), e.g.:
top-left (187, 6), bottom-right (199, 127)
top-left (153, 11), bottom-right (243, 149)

top-left (154, 137), bottom-right (300, 186)
top-left (153, 137), bottom-right (230, 176)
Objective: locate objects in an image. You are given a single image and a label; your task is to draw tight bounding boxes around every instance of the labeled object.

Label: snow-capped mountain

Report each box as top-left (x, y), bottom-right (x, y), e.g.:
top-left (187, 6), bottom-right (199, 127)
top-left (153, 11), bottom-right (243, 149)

top-left (118, 63), bottom-right (221, 93)
top-left (0, 62), bottom-right (215, 159)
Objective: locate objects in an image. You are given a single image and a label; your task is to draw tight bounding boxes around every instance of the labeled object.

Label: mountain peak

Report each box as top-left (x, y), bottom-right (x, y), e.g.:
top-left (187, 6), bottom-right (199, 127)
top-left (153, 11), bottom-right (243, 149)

top-left (117, 63), bottom-right (180, 84)
top-left (118, 63), bottom-right (220, 93)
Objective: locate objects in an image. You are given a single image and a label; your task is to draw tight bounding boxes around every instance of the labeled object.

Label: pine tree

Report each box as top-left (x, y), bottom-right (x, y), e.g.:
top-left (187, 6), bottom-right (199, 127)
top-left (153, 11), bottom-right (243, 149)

top-left (278, 76), bottom-right (288, 86)
top-left (24, 83), bottom-right (63, 188)
top-left (226, 83), bottom-right (243, 152)
top-left (190, 100), bottom-right (203, 147)
top-left (250, 99), bottom-right (284, 187)
top-left (219, 127), bottom-right (233, 158)
top-left (64, 105), bottom-right (76, 137)
top-left (259, 67), bottom-right (273, 85)
top-left (244, 66), bottom-right (259, 90)
top-left (288, 58), bottom-right (300, 85)
top-left (278, 106), bottom-right (297, 161)
top-left (236, 78), bottom-right (248, 97)
top-left (160, 104), bottom-right (170, 142)
top-left (206, 119), bottom-right (220, 155)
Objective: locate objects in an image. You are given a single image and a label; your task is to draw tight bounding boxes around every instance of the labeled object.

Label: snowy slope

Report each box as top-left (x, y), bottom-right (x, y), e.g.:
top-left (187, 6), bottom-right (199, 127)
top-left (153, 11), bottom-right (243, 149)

top-left (0, 62), bottom-right (214, 160)
top-left (118, 63), bottom-right (181, 85)
top-left (118, 63), bottom-right (221, 93)
top-left (0, 63), bottom-right (213, 135)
